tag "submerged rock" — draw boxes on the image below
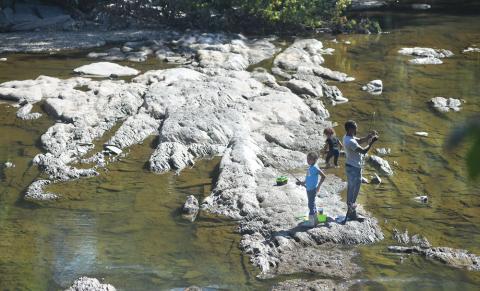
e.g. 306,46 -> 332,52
375,147 -> 391,156
272,279 -> 349,291
388,246 -> 480,271
463,47 -> 480,53
16,103 -> 42,120
65,277 -> 116,291
362,80 -> 383,94
411,3 -> 431,10
25,180 -> 58,201
182,195 -> 200,222
73,62 -> 140,77
429,97 -> 462,113
350,0 -> 388,10
368,155 -> 393,176
410,57 -> 443,65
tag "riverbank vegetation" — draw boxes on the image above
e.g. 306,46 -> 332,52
42,0 -> 360,33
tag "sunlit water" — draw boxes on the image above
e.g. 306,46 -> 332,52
323,11 -> 480,290
0,10 -> 479,291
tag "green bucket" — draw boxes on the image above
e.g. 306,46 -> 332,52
276,176 -> 288,186
317,214 -> 327,223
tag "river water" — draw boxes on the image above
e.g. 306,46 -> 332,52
0,10 -> 479,291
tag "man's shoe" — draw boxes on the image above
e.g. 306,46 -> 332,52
348,210 -> 365,222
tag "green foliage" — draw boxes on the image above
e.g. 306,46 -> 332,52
445,116 -> 480,180
41,0 -> 353,32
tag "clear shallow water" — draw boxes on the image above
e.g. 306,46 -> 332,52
0,10 -> 479,291
323,11 -> 480,290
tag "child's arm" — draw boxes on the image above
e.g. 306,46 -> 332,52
316,168 -> 326,193
338,140 -> 344,149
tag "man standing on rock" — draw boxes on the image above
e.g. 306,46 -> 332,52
342,120 -> 378,223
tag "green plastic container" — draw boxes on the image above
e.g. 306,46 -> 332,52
317,214 -> 327,223
276,176 -> 288,186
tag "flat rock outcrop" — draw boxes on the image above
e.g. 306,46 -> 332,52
73,62 -> 140,77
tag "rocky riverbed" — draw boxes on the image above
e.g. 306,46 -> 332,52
1,8 -> 480,290
0,29 -> 385,288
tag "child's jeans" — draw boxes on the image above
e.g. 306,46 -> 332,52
325,149 -> 340,166
307,189 -> 317,215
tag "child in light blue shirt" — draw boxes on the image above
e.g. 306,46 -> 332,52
298,152 -> 326,227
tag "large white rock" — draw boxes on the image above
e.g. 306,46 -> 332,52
399,47 -> 453,65
73,62 -> 140,77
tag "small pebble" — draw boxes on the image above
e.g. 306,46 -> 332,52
414,195 -> 428,203
414,132 -> 429,137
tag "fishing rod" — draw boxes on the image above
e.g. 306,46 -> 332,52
260,153 -> 302,183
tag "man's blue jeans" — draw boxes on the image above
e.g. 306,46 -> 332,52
346,165 -> 362,207
306,189 -> 317,215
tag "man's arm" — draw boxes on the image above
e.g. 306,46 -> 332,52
355,135 -> 378,155
356,131 -> 378,145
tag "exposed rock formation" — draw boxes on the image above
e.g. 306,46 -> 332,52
0,34 -> 383,284
399,47 -> 453,65
73,62 -> 140,77
65,277 -> 116,291
24,179 -> 58,201
368,155 -> 393,176
362,79 -> 383,95
429,97 -> 462,113
182,195 -> 200,222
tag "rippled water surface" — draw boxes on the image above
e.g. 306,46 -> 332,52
324,11 -> 480,290
0,10 -> 479,291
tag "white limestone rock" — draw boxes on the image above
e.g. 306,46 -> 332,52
73,62 -> 140,77
429,97 -> 462,112
362,80 -> 383,94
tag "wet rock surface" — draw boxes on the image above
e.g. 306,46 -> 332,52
350,0 -> 389,11
272,278 -> 350,291
362,79 -> 383,94
429,97 -> 462,113
182,195 -> 200,222
389,229 -> 480,271
399,47 -> 454,65
65,277 -> 116,291
368,155 -> 393,176
24,179 -> 58,201
272,39 -> 352,105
